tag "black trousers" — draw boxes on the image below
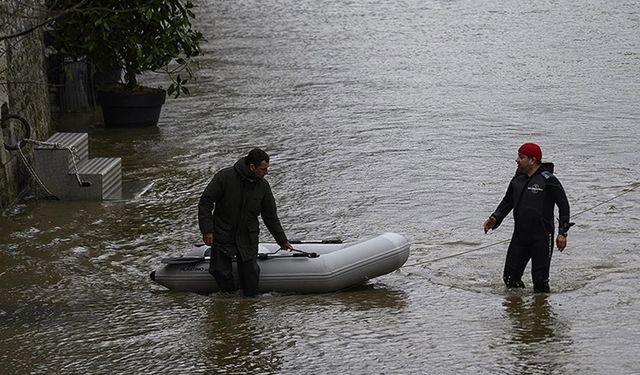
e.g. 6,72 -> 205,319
503,234 -> 554,293
209,245 -> 261,297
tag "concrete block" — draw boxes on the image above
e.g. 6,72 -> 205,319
32,132 -> 122,201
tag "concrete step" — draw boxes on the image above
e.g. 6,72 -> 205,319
33,132 -> 122,200
35,132 -> 89,172
75,158 -> 122,200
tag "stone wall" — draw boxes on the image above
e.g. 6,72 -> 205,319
0,0 -> 52,209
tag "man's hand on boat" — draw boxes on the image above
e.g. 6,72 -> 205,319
202,233 -> 294,252
203,233 -> 214,246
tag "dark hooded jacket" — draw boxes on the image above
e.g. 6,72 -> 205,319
198,157 -> 288,260
492,162 -> 571,240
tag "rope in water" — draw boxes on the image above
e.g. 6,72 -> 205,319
402,182 -> 639,268
570,182 -> 639,218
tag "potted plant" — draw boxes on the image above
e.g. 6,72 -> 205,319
47,0 -> 204,127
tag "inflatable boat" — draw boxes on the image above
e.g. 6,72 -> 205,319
150,232 -> 410,294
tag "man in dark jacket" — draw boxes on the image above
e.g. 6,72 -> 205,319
483,143 -> 571,293
198,148 -> 293,296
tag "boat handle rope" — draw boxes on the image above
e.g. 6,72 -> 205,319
258,247 -> 319,260
161,256 -> 209,264
402,181 -> 639,268
161,247 -> 320,264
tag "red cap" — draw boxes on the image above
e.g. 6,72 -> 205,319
518,143 -> 542,161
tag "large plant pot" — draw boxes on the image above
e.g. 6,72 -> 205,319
98,88 -> 166,127
90,69 -> 122,106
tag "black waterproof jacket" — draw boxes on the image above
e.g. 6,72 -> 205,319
492,163 -> 571,240
198,157 -> 288,260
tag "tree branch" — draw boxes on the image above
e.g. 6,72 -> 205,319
0,0 -> 90,42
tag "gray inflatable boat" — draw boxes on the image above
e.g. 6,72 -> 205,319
150,232 -> 410,294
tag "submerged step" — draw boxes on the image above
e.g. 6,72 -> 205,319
76,158 -> 122,200
33,132 -> 122,200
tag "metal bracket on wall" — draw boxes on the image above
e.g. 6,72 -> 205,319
1,114 -> 31,151
1,113 -> 31,165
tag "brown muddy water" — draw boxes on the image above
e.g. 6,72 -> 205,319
1,0 -> 639,373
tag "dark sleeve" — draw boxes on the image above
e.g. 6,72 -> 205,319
260,182 -> 288,246
548,176 -> 571,234
197,174 -> 223,234
491,180 -> 514,230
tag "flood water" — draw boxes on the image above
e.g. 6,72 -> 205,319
1,0 -> 639,373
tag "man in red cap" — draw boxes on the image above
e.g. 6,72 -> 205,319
483,142 -> 572,293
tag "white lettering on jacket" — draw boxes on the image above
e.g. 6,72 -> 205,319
528,184 -> 544,194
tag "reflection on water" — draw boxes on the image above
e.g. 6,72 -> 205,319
503,293 -> 572,374
504,293 -> 557,344
203,298 -> 282,374
197,285 -> 409,374
279,284 -> 409,311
